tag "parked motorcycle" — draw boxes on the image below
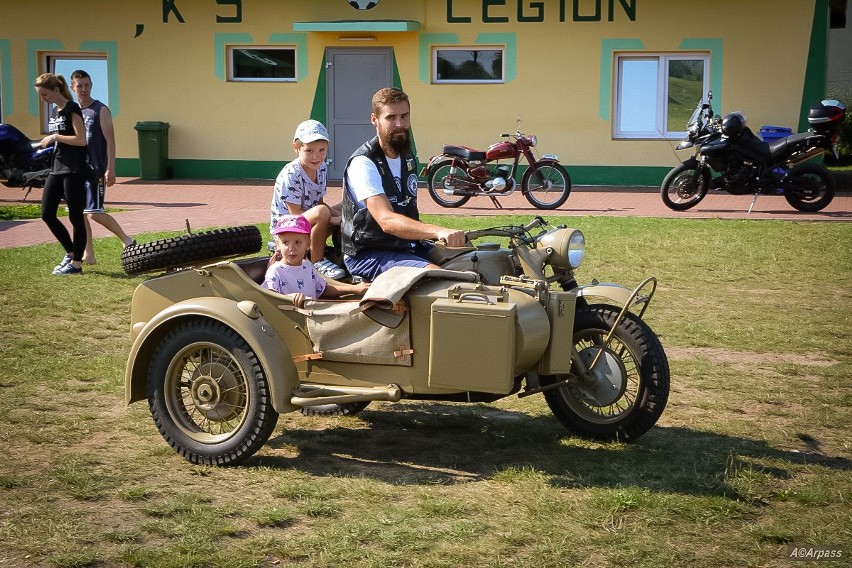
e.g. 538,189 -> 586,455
421,118 -> 572,210
0,123 -> 52,201
661,97 -> 846,213
123,216 -> 669,465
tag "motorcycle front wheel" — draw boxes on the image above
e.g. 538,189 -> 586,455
543,304 -> 670,442
522,160 -> 571,209
147,319 -> 279,466
660,163 -> 711,211
783,163 -> 835,212
426,160 -> 472,208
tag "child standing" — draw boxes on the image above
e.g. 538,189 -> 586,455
262,215 -> 369,307
270,119 -> 346,280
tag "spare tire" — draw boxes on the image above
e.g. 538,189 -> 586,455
122,225 -> 263,275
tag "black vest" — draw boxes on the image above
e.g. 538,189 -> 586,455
342,136 -> 420,256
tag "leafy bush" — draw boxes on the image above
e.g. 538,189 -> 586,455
825,87 -> 852,166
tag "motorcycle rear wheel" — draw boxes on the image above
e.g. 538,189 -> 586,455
543,304 -> 670,442
660,163 -> 710,211
783,163 -> 835,212
522,160 -> 571,209
426,160 -> 472,208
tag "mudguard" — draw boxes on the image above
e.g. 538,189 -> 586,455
124,296 -> 299,413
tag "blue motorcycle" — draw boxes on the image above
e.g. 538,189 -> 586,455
0,123 -> 53,201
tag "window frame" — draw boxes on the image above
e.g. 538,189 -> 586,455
613,52 -> 710,140
40,52 -> 109,133
227,45 -> 297,83
432,46 -> 506,84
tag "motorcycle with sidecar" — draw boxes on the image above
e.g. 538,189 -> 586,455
123,217 -> 670,466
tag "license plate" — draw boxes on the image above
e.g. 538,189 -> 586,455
541,153 -> 559,160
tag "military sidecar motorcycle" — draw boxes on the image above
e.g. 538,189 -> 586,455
123,217 -> 670,465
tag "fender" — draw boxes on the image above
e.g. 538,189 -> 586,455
680,156 -> 699,168
419,153 -> 454,178
576,282 -> 639,308
124,296 -> 299,413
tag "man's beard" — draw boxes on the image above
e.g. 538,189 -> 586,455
384,129 -> 410,155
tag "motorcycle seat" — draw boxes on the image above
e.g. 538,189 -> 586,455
767,132 -> 815,157
442,145 -> 486,161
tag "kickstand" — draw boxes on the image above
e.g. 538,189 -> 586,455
489,195 -> 503,209
22,183 -> 34,202
747,191 -> 759,214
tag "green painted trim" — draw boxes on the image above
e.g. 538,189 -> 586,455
678,38 -> 723,114
0,40 -> 12,117
800,0 -> 829,132
79,41 -> 120,116
474,33 -> 516,82
418,33 -> 459,83
27,39 -> 64,116
599,39 -> 644,121
122,158 -> 667,186
268,33 -> 309,81
294,20 -> 420,32
311,52 -> 328,125
213,33 -> 253,80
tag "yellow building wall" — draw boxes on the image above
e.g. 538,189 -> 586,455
0,0 -> 824,183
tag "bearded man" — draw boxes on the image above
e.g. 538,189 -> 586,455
341,87 -> 464,281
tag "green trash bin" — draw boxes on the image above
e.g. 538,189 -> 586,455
134,121 -> 170,180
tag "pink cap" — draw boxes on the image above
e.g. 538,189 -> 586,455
272,214 -> 311,235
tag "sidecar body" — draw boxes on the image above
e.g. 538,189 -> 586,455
125,257 -> 578,416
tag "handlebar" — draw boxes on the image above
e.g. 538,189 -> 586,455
464,216 -> 548,241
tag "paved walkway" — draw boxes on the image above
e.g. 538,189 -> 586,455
1,177 -> 849,250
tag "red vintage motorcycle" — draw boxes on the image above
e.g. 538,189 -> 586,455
421,119 -> 572,210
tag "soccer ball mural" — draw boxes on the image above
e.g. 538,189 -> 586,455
348,0 -> 380,9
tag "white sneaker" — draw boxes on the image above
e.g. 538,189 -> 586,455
314,258 -> 346,280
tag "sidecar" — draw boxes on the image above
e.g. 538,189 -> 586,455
125,223 -> 669,466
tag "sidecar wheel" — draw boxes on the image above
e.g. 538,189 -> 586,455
522,160 -> 571,209
543,304 -> 669,442
147,319 -> 279,466
783,163 -> 835,212
121,225 -> 263,275
299,401 -> 370,417
660,163 -> 710,211
426,160 -> 472,208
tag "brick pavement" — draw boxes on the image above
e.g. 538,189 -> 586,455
1,177 -> 849,250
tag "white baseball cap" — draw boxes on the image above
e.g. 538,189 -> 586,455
294,119 -> 329,143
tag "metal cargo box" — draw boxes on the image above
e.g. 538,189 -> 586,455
428,292 -> 517,394
538,290 -> 577,375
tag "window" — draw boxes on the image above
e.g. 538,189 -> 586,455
614,53 -> 709,139
830,0 -> 847,29
433,47 -> 504,83
41,54 -> 109,132
228,46 -> 296,82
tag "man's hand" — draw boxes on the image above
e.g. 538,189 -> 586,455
436,228 -> 465,247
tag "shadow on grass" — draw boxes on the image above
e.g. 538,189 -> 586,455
256,403 -> 851,496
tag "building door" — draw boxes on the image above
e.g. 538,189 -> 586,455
326,47 -> 392,180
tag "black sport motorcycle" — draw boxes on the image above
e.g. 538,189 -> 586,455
661,96 -> 846,213
0,123 -> 52,201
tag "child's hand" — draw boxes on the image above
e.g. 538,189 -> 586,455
355,282 -> 370,295
292,292 -> 306,308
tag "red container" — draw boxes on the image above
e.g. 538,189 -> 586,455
808,99 -> 846,133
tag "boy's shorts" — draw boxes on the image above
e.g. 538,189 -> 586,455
83,176 -> 106,214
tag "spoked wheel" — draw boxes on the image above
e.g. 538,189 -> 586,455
147,319 -> 279,465
522,160 -> 571,209
660,163 -> 711,211
426,160 -> 472,208
543,304 -> 670,442
783,163 -> 835,212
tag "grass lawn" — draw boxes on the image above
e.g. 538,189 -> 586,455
0,215 -> 850,567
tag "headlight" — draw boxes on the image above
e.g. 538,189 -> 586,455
528,135 -> 537,147
537,228 -> 585,270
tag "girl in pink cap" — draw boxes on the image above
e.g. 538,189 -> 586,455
262,214 -> 368,307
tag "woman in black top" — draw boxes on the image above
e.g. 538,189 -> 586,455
34,73 -> 88,275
